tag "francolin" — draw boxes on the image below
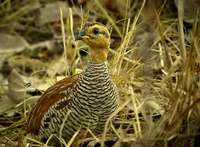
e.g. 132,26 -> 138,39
27,22 -> 119,143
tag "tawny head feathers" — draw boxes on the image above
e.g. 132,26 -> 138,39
77,22 -> 110,63
77,22 -> 110,49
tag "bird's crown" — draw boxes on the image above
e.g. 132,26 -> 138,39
77,22 -> 110,49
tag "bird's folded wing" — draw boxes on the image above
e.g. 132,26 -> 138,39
27,74 -> 79,134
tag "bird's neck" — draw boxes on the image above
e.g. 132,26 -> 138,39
89,48 -> 108,64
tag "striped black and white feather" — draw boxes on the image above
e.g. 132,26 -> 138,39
39,62 -> 118,140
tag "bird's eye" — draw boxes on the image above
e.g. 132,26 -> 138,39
92,28 -> 100,35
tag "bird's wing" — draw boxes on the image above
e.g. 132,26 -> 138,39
27,74 -> 80,135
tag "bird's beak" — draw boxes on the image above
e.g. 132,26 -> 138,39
75,30 -> 85,40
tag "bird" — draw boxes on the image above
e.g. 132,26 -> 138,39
27,22 -> 119,144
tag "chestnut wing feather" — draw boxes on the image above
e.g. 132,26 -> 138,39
27,74 -> 79,134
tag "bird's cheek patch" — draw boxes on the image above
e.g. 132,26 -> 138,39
82,36 -> 90,40
82,36 -> 90,44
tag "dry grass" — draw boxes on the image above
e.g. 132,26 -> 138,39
0,0 -> 200,146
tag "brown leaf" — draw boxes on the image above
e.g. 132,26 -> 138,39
0,33 -> 29,52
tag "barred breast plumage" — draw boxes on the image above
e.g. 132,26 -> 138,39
27,22 -> 119,143
39,62 -> 118,140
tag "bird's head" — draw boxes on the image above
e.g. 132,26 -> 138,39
77,22 -> 110,49
76,22 -> 110,63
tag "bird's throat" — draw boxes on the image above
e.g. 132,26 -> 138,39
90,48 -> 108,64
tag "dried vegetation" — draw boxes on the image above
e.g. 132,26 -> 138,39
0,0 -> 200,146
